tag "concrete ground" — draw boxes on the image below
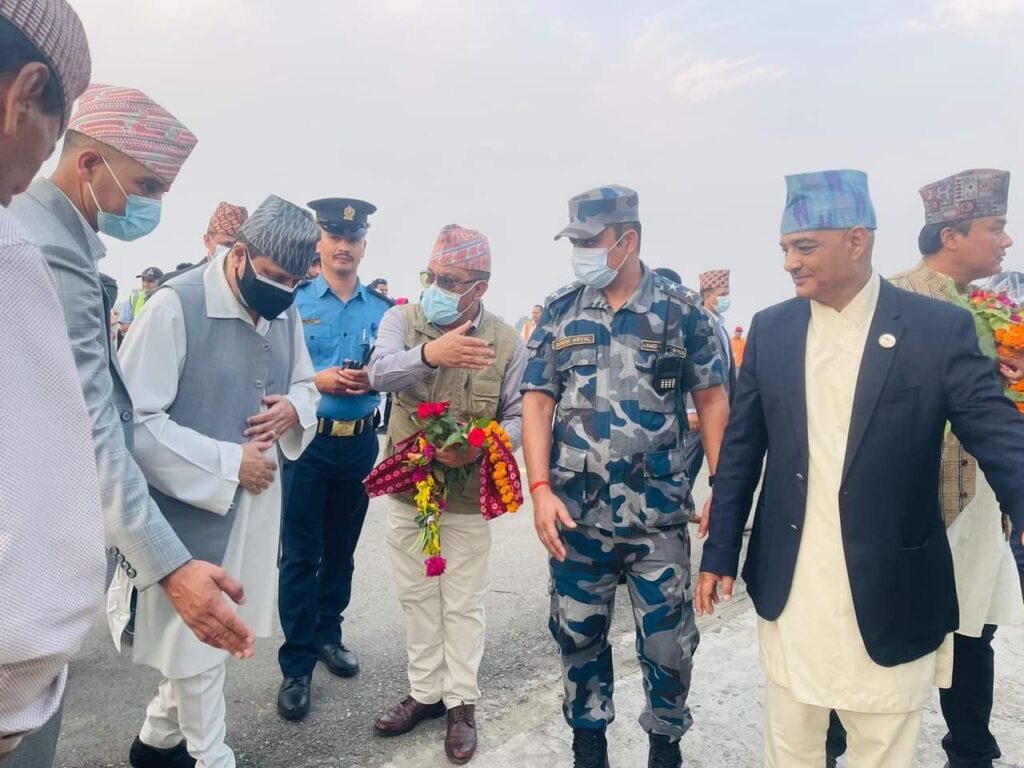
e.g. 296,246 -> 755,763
56,467 -> 1024,768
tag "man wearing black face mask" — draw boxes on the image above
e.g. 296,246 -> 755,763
276,197 -> 393,722
116,194 -> 320,767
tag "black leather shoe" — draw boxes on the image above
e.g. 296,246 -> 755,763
277,675 -> 312,720
317,643 -> 359,677
128,737 -> 196,768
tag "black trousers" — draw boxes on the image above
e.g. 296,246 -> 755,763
826,625 -> 1001,768
277,428 -> 377,678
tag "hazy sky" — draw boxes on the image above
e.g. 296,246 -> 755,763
51,0 -> 1024,328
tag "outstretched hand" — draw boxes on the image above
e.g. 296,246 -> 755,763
160,560 -> 255,659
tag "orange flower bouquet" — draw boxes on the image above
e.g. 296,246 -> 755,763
952,285 -> 1024,413
364,402 -> 524,577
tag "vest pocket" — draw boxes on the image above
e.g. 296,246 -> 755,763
642,448 -> 690,524
469,374 -> 502,417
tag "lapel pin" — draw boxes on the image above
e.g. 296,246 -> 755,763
879,333 -> 896,349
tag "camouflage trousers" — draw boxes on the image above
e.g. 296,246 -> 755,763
549,523 -> 699,738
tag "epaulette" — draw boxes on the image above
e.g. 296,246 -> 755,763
544,281 -> 584,309
652,273 -> 701,306
368,287 -> 396,306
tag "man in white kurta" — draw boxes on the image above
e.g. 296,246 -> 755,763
115,195 -> 320,768
758,270 -> 953,766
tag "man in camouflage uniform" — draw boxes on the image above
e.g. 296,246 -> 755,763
521,186 -> 730,768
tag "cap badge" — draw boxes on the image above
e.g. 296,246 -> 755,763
878,333 -> 896,349
343,205 -> 356,221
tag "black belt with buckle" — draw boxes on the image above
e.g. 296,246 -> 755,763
317,414 -> 374,438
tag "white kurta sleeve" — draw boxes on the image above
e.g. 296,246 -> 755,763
279,312 -> 320,461
118,289 -> 242,515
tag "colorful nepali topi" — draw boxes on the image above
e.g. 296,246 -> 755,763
207,201 -> 248,237
919,169 -> 1010,225
699,269 -> 730,293
238,195 -> 320,279
781,169 -> 877,235
68,84 -> 198,186
430,224 -> 491,273
555,184 -> 639,241
0,0 -> 91,130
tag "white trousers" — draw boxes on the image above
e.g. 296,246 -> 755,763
764,678 -> 923,768
138,662 -> 233,768
387,506 -> 491,709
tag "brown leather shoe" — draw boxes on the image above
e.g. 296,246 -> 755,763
445,704 -> 477,764
373,696 -> 446,737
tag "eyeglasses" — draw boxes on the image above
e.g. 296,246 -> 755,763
419,269 -> 481,292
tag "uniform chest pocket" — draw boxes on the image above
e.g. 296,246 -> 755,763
633,350 -> 678,414
304,324 -> 336,363
556,347 -> 598,410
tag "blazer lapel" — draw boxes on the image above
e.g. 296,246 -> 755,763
842,281 -> 903,482
780,300 -> 811,465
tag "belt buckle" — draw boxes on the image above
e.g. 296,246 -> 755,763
331,420 -> 357,438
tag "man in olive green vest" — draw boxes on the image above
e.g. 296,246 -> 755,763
367,225 -> 526,764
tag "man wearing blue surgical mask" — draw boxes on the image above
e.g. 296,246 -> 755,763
11,84 -> 260,732
682,269 -> 737,515
367,224 -> 526,764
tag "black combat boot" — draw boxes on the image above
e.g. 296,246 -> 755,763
648,733 -> 682,768
572,728 -> 610,768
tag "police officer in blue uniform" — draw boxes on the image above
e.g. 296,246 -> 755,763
277,198 -> 393,720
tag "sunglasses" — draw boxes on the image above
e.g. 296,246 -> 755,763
419,269 -> 482,292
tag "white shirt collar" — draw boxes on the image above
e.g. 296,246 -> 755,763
810,271 -> 880,332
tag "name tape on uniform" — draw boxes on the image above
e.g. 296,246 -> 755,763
552,334 -> 596,351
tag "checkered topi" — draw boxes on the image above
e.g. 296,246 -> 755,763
0,0 -> 91,130
919,169 -> 1010,225
68,84 -> 197,186
207,201 -> 248,237
699,269 -> 730,293
430,224 -> 491,273
237,195 -> 319,278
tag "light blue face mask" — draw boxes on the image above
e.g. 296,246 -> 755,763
716,296 -> 732,314
87,157 -> 162,242
421,282 -> 479,327
572,232 -> 628,289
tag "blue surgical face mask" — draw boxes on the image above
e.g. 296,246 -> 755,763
572,232 -> 628,289
421,282 -> 479,327
87,157 -> 162,242
716,296 -> 732,314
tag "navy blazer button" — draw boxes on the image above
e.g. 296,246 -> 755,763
790,523 -> 799,530
796,473 -> 805,481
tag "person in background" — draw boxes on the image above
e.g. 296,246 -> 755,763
159,201 -> 249,287
119,266 -> 163,333
683,270 -> 737,517
9,82 -> 255,765
370,277 -> 389,296
117,194 -> 320,768
306,255 -> 321,280
276,198 -> 392,722
731,326 -> 746,367
520,303 -> 542,343
0,2 -> 103,765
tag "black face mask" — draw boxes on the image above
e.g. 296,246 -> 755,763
237,251 -> 297,320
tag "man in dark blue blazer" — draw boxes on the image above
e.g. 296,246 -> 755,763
697,169 -> 1024,768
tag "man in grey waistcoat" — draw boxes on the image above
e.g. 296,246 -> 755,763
115,195 -> 320,768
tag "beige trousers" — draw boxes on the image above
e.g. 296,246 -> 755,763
764,678 -> 924,768
386,506 -> 491,709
